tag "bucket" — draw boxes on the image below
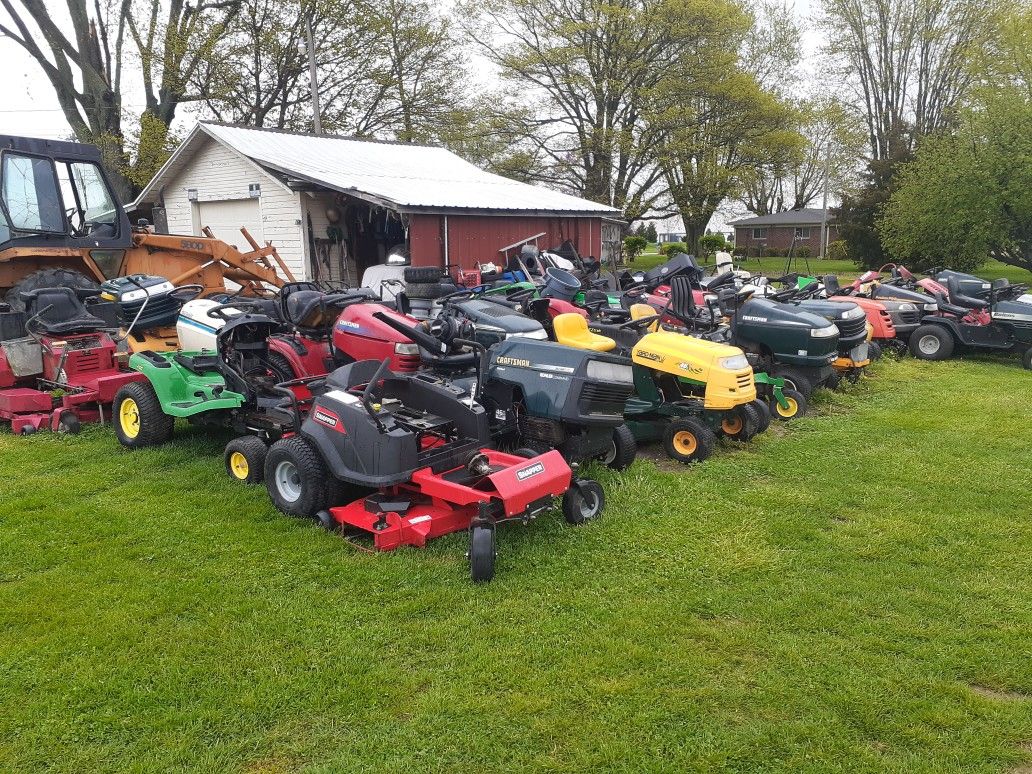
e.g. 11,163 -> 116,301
541,267 -> 581,301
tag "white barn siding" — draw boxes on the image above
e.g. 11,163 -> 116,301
157,136 -> 308,280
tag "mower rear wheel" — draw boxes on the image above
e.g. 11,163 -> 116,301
265,352 -> 297,381
772,388 -> 807,421
562,479 -> 605,525
469,524 -> 496,583
909,324 -> 954,360
750,399 -> 771,433
770,367 -> 813,399
403,266 -> 443,284
264,436 -> 330,517
601,424 -> 637,471
663,418 -> 715,464
1023,348 -> 1032,370
4,268 -> 99,312
224,436 -> 268,485
113,382 -> 174,448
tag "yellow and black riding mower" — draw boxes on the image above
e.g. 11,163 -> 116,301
550,307 -> 763,464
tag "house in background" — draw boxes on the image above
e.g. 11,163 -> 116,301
133,122 -> 620,283
728,209 -> 839,256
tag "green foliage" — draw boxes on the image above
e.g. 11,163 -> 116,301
795,245 -> 811,258
658,241 -> 689,256
879,7 -> 1032,273
699,233 -> 728,255
833,134 -> 914,269
826,240 -> 849,262
623,235 -> 649,262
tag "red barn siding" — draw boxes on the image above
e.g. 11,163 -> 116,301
409,214 -> 604,271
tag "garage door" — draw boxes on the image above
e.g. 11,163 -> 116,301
196,199 -> 263,249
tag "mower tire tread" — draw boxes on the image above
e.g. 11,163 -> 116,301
113,381 -> 174,449
562,479 -> 605,525
663,418 -> 716,464
750,399 -> 772,433
403,266 -> 442,284
224,436 -> 268,485
405,282 -> 452,300
265,351 -> 297,381
469,525 -> 496,583
1023,348 -> 1032,370
772,388 -> 808,421
909,324 -> 955,361
771,367 -> 814,399
603,424 -> 637,471
265,435 -> 330,518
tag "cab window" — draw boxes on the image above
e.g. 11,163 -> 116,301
1,153 -> 64,233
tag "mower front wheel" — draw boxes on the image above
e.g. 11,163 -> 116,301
601,424 -> 637,471
113,382 -> 174,449
909,324 -> 954,361
750,399 -> 772,433
469,524 -> 496,583
562,479 -> 605,525
663,418 -> 715,464
720,403 -> 760,442
770,367 -> 813,399
869,340 -> 883,361
1021,348 -> 1032,370
265,436 -> 330,517
57,411 -> 81,435
772,388 -> 807,421
224,436 -> 268,485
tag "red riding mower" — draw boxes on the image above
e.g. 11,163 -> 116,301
265,358 -> 605,582
0,287 -> 146,434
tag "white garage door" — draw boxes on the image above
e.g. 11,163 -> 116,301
196,198 -> 263,249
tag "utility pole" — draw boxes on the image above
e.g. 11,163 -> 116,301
305,12 -> 323,135
819,141 -> 831,259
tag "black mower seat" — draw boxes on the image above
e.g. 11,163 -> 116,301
947,276 -> 989,310
326,359 -> 387,391
824,274 -> 842,294
284,290 -> 332,328
19,287 -> 108,335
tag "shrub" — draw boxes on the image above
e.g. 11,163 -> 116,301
826,240 -> 849,262
623,235 -> 648,263
698,233 -> 727,256
658,241 -> 688,256
795,246 -> 812,258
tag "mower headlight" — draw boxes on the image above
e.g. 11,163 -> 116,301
718,354 -> 749,371
923,302 -> 938,312
898,303 -> 917,312
839,306 -> 865,320
586,360 -> 634,384
394,342 -> 420,355
120,281 -> 175,302
810,325 -> 838,338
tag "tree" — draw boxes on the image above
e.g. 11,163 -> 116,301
623,235 -> 648,262
879,8 -> 1032,272
460,0 -> 733,222
0,0 -> 242,200
832,132 -> 913,269
820,0 -> 1003,160
643,221 -> 657,242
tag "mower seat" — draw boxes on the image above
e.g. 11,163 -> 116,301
19,287 -> 108,335
824,275 -> 842,294
284,290 -> 333,328
669,275 -> 696,321
326,359 -> 388,391
552,313 -> 616,352
946,276 -> 988,310
629,303 -> 659,332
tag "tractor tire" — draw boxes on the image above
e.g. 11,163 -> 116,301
113,381 -> 174,449
57,411 -> 81,435
224,436 -> 268,485
562,479 -> 605,525
601,423 -> 637,471
772,388 -> 807,421
909,324 -> 954,361
750,399 -> 771,433
720,402 -> 761,442
403,266 -> 442,284
869,340 -> 883,361
469,524 -> 496,583
5,268 -> 100,312
1023,348 -> 1032,371
404,282 -> 445,299
326,478 -> 371,508
264,435 -> 330,517
770,367 -> 813,399
662,418 -> 716,464
265,351 -> 297,381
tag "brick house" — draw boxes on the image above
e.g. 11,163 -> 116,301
729,209 -> 839,256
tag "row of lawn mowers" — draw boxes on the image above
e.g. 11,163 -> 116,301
0,251 -> 1028,581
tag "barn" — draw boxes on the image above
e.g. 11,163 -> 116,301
133,123 -> 621,284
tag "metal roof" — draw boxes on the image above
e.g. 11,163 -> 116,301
728,208 -> 831,227
134,122 -> 618,216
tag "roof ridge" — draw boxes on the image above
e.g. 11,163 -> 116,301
200,121 -> 440,149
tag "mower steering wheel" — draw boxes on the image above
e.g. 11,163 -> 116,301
437,289 -> 477,304
321,292 -> 371,308
206,301 -> 266,320
618,313 -> 660,331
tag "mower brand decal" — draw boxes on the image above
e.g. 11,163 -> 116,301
539,372 -> 569,381
408,515 -> 432,525
496,356 -> 531,367
742,315 -> 768,322
313,407 -> 344,432
539,364 -> 575,373
635,349 -> 664,363
336,320 -> 362,330
516,461 -> 545,481
678,362 -> 703,374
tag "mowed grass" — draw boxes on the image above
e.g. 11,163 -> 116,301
2,356 -> 1032,772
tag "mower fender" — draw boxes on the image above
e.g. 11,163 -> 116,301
753,372 -> 788,409
917,315 -> 962,339
128,351 -> 245,417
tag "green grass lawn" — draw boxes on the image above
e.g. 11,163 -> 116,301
2,356 -> 1032,772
